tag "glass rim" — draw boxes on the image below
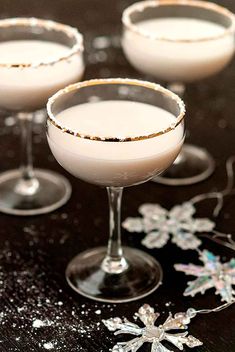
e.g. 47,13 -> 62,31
0,17 -> 84,68
47,78 -> 185,143
122,0 -> 235,43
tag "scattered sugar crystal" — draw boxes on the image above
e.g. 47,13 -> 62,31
17,307 -> 25,313
33,319 -> 46,328
33,319 -> 53,328
95,309 -> 101,315
0,242 -> 106,349
43,342 -> 54,349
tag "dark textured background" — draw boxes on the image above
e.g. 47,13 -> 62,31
0,0 -> 235,351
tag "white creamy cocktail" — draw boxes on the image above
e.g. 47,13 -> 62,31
47,78 -> 185,303
0,40 -> 83,111
0,18 -> 84,215
122,0 -> 235,185
48,100 -> 184,187
123,17 -> 234,83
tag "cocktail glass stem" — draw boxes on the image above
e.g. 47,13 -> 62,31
102,187 -> 129,274
15,113 -> 39,196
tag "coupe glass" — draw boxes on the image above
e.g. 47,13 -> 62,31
47,78 -> 185,303
0,18 -> 84,215
122,0 -> 235,185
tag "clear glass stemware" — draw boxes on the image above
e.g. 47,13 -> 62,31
0,18 -> 84,215
46,78 -> 185,303
122,0 -> 235,185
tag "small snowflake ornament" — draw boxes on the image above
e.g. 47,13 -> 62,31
175,250 -> 235,302
103,304 -> 202,352
122,202 -> 215,250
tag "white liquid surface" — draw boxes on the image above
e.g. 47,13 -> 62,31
123,18 -> 235,82
138,18 -> 224,40
0,40 -> 70,64
0,40 -> 84,111
48,100 -> 184,187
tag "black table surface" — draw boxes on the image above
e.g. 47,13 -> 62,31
0,0 -> 235,351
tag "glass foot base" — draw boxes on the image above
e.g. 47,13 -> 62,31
66,246 -> 163,303
153,144 -> 215,186
0,168 -> 71,216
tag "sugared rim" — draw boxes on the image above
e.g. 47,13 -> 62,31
122,0 -> 235,43
47,78 -> 185,142
0,17 -> 83,68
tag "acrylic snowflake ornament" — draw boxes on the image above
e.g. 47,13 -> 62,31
103,304 -> 202,352
122,202 -> 215,250
175,250 -> 235,302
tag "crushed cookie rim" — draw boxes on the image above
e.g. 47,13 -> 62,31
0,17 -> 84,68
46,78 -> 185,142
122,0 -> 235,43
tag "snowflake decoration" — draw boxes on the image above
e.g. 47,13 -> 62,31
103,304 -> 202,352
122,202 -> 215,250
175,250 -> 235,302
